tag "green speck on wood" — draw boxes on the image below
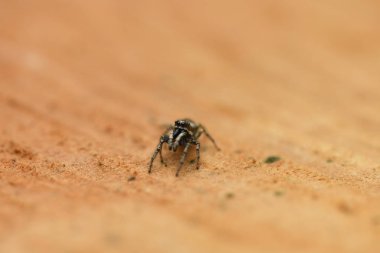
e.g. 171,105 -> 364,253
225,192 -> 235,199
264,156 -> 281,164
274,191 -> 284,197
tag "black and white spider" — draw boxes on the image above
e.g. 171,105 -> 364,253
148,118 -> 220,176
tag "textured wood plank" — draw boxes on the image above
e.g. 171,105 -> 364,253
0,1 -> 379,252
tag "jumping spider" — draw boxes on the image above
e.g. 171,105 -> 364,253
148,119 -> 220,176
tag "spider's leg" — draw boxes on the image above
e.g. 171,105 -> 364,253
157,125 -> 173,165
159,148 -> 167,166
176,142 -> 191,177
148,136 -> 167,173
192,140 -> 201,170
199,125 -> 221,151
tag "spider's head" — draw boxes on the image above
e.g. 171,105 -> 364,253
174,119 -> 190,128
167,119 -> 194,152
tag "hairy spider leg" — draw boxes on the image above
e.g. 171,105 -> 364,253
160,125 -> 175,163
193,140 -> 201,170
176,142 -> 192,177
148,137 -> 166,173
148,125 -> 172,173
159,146 -> 167,166
198,125 -> 221,150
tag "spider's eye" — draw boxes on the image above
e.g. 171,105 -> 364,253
175,120 -> 187,127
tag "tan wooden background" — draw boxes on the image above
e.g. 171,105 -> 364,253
0,1 -> 379,252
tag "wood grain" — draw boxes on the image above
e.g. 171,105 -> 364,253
0,1 -> 379,252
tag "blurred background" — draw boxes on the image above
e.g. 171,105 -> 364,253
0,1 -> 379,253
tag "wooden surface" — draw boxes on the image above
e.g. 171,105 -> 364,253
0,1 -> 379,252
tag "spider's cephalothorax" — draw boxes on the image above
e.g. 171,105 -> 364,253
148,118 -> 220,177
